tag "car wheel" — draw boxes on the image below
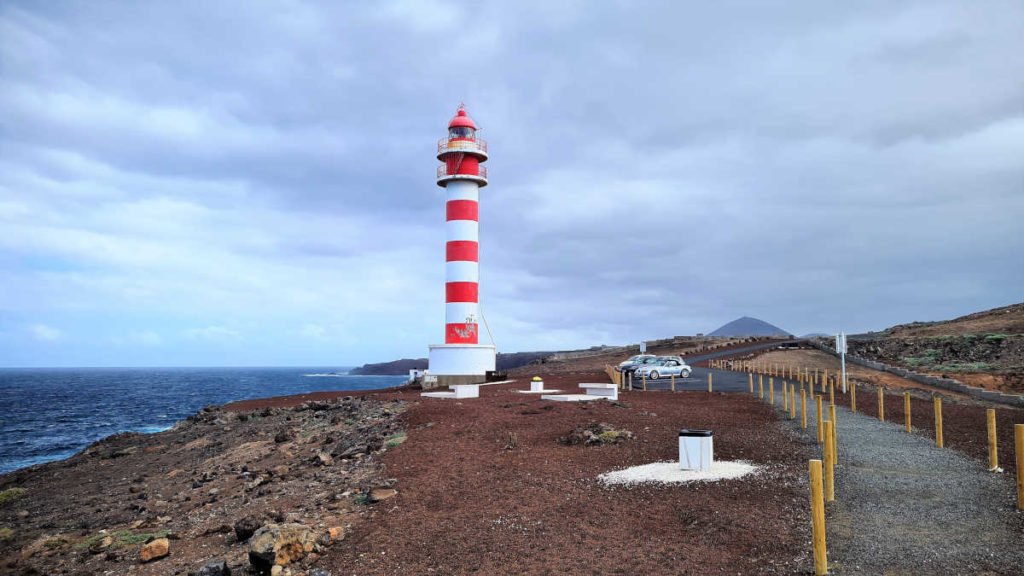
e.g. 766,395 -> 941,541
681,369 -> 691,378
650,371 -> 660,380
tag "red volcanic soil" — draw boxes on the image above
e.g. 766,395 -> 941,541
312,374 -> 815,575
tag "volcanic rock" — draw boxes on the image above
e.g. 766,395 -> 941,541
139,537 -> 169,562
248,523 -> 318,572
234,516 -> 263,542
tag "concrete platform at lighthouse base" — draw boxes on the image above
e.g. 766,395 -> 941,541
427,343 -> 496,389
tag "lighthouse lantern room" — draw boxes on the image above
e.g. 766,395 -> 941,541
427,105 -> 497,386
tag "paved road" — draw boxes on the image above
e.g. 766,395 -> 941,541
623,340 -> 800,393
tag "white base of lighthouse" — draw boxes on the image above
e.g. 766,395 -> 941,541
428,344 -> 496,385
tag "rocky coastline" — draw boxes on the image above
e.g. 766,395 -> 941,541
0,393 -> 406,576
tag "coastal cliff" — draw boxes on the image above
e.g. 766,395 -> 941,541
349,350 -> 557,375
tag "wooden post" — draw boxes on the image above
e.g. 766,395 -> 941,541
809,459 -> 828,575
642,371 -> 647,392
824,420 -> 835,503
801,388 -> 808,429
748,373 -> 753,394
816,396 -> 824,444
1016,424 -> 1024,510
671,374 -> 676,393
934,397 -> 944,448
790,384 -> 797,420
904,392 -> 911,432
829,404 -> 838,463
628,372 -> 633,391
850,381 -> 856,413
986,409 -> 997,471
708,372 -> 713,393
769,378 -> 775,405
759,374 -> 764,399
877,388 -> 885,421
783,380 -> 789,411
829,380 -> 835,406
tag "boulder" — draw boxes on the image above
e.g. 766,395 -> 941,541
248,523 -> 319,573
233,516 -> 263,542
139,537 -> 169,562
368,488 -> 397,502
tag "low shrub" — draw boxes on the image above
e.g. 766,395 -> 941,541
0,488 -> 26,506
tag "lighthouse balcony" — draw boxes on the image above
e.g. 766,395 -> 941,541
437,164 -> 488,187
437,137 -> 488,160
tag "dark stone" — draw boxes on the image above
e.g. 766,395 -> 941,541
191,560 -> 231,576
233,516 -> 263,542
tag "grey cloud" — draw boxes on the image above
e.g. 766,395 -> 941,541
1,0 -> 1022,365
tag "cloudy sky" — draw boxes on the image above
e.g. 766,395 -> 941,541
1,1 -> 1022,367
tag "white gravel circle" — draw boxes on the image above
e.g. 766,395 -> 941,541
598,460 -> 758,486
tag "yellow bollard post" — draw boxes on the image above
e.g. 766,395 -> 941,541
769,378 -> 775,406
708,372 -> 713,393
748,373 -> 753,394
829,380 -> 835,406
904,392 -> 912,432
801,388 -> 808,429
824,420 -> 835,503
829,404 -> 838,460
877,388 -> 885,422
783,380 -> 789,411
790,384 -> 797,420
1016,425 -> 1024,510
759,374 -> 764,399
809,459 -> 828,575
816,396 -> 824,444
671,374 -> 676,393
850,381 -> 856,413
986,409 -> 997,471
934,397 -> 944,447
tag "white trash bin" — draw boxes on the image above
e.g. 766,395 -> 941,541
678,429 -> 713,471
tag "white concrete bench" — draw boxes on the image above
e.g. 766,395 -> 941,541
542,382 -> 619,402
579,383 -> 618,400
452,384 -> 479,398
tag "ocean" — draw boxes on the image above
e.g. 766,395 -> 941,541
0,367 -> 407,474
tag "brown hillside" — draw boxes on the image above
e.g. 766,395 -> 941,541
885,302 -> 1024,337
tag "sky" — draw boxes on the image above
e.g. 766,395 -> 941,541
1,1 -> 1022,367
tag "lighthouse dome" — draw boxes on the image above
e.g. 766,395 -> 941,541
448,105 -> 478,130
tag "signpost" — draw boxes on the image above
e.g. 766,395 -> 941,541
640,341 -> 647,354
836,332 -> 847,393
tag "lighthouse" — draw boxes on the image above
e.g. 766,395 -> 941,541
427,105 -> 497,386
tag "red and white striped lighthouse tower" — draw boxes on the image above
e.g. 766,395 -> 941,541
428,105 -> 496,384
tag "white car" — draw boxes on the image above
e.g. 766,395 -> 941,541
635,356 -> 692,380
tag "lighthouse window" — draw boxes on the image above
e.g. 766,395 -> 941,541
449,127 -> 474,139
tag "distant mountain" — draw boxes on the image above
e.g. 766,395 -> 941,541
709,316 -> 791,337
802,332 -> 830,338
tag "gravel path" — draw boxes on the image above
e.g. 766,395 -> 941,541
774,388 -> 1024,574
